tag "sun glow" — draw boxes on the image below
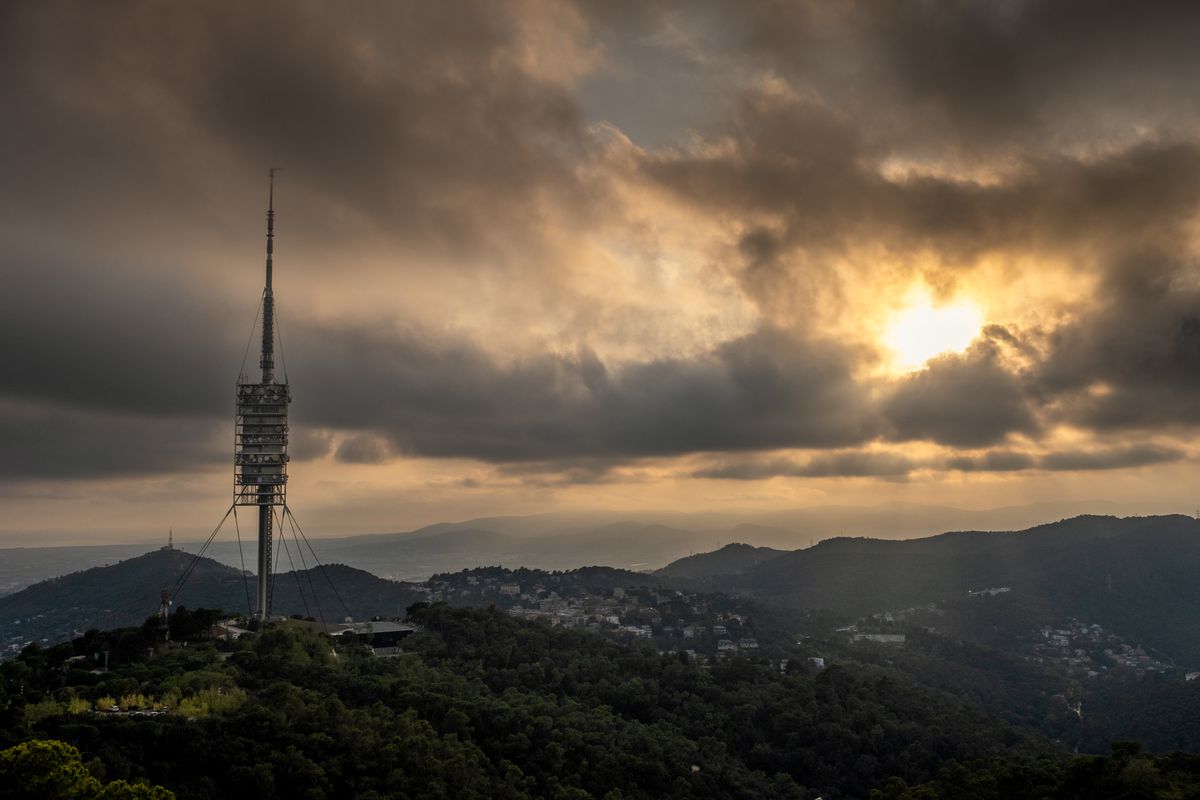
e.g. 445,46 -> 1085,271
884,292 -> 984,372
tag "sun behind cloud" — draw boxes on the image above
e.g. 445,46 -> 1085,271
884,291 -> 984,372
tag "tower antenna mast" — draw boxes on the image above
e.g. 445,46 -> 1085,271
234,169 -> 291,621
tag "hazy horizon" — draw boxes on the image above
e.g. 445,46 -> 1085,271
1,498 -> 1192,550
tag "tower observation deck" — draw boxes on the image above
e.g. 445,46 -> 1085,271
234,169 -> 290,620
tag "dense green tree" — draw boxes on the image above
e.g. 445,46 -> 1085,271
0,739 -> 174,799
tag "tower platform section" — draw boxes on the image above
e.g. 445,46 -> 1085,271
234,381 -> 290,506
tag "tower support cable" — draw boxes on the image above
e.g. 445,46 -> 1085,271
284,505 -> 353,622
232,506 -> 254,616
285,508 -> 328,628
170,503 -> 235,606
274,506 -> 312,620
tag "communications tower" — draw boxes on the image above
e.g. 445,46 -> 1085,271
233,170 -> 290,621
168,172 -> 345,630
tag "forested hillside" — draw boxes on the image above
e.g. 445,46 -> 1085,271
5,602 -> 1200,797
670,515 -> 1200,665
1,605 -> 1048,800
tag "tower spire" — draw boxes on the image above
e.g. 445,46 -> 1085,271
260,168 -> 278,383
266,167 -> 275,289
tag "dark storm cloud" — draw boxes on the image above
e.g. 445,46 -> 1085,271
645,104 -> 1200,293
0,0 -> 606,483
0,254 -> 347,480
694,451 -> 916,481
883,344 -> 1037,448
291,322 -> 876,461
288,428 -> 335,462
334,434 -> 392,465
0,398 -> 224,480
1038,444 -> 1185,472
736,0 -> 1200,152
0,260 -> 880,477
943,451 -> 1036,473
3,260 -> 1180,482
694,442 -> 1186,481
0,259 -> 239,418
941,446 -> 1186,474
1028,252 -> 1200,433
1,233 -> 1189,484
0,241 -> 883,479
495,458 -> 629,486
0,0 -> 597,267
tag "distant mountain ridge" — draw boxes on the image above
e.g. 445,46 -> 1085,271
661,514 -> 1200,665
0,547 -> 425,654
3,501 -> 1178,588
8,512 -> 1200,664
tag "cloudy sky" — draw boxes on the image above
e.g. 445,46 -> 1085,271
5,0 -> 1200,544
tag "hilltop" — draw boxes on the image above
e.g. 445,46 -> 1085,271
0,547 -> 425,654
656,542 -> 787,581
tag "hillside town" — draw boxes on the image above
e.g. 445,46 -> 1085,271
1032,618 -> 1173,676
427,567 -> 767,663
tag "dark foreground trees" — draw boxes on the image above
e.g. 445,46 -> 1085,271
3,604 -> 1189,799
0,739 -> 174,799
871,744 -> 1200,800
0,605 -> 1043,799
